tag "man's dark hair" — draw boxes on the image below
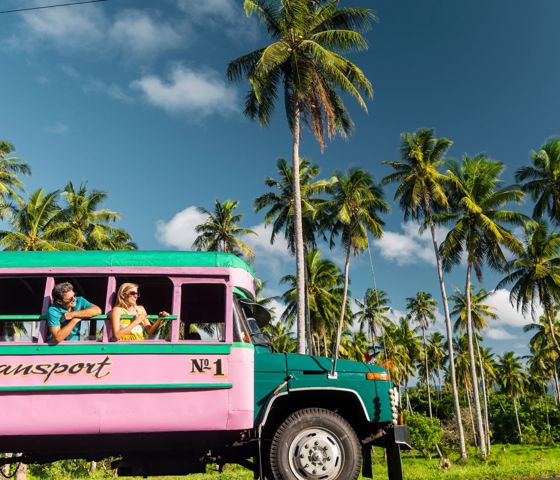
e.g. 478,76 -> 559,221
52,282 -> 74,302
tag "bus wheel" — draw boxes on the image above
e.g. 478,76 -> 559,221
269,407 -> 361,480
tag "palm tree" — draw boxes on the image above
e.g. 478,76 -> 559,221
524,312 -> 560,402
193,200 -> 257,259
497,352 -> 527,443
254,158 -> 333,351
426,332 -> 446,398
264,320 -> 297,353
516,138 -> 560,223
498,221 -> 560,356
353,288 -> 392,358
228,0 -> 375,354
450,286 -> 498,449
0,140 -> 31,218
325,168 -> 389,375
439,155 -> 526,457
60,181 -> 134,250
387,316 -> 423,410
280,249 -> 345,356
0,189 -> 77,251
254,158 -> 333,253
406,291 -> 437,417
383,128 -> 467,458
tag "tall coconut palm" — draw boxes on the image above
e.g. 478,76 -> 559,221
0,141 -> 31,218
228,0 -> 375,354
60,181 -> 134,250
353,288 -> 392,358
450,285 -> 497,449
498,221 -> 560,356
193,200 -> 256,260
264,320 -> 297,353
383,128 -> 467,457
406,291 -> 437,417
340,329 -> 369,362
439,155 -> 526,457
524,312 -> 560,401
516,138 -> 560,223
254,158 -> 333,351
426,331 -> 446,398
280,249 -> 345,356
0,189 -> 76,251
497,352 -> 527,443
254,158 -> 333,253
325,168 -> 388,375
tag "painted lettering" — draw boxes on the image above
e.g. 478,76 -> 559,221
0,357 -> 113,384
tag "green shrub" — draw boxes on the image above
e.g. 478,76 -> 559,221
405,411 -> 443,458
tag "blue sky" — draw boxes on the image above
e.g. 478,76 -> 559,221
2,0 -> 560,357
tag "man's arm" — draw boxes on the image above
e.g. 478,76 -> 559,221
70,305 -> 102,319
49,318 -> 82,343
49,305 -> 102,342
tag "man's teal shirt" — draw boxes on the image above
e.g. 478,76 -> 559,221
47,296 -> 94,341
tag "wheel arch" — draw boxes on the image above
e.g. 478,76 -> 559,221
259,388 -> 371,439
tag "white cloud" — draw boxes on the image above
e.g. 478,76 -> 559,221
6,4 -> 183,58
82,78 -> 134,103
485,288 -> 536,328
176,0 -> 258,40
16,4 -> 106,50
109,10 -> 182,56
267,299 -> 286,323
155,206 -> 207,250
44,122 -> 68,135
131,65 -> 238,117
486,327 -> 517,341
244,223 -> 290,259
373,222 -> 448,266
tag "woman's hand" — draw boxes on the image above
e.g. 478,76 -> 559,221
158,311 -> 170,317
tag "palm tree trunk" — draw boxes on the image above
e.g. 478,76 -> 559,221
465,381 -> 477,446
476,337 -> 491,453
513,395 -> 523,443
304,260 -> 313,354
553,370 -> 560,406
292,103 -> 306,355
465,264 -> 487,457
331,242 -> 351,377
428,219 -> 467,458
544,304 -> 560,357
422,329 -> 433,418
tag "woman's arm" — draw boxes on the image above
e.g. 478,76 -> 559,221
143,308 -> 168,336
110,307 -> 144,340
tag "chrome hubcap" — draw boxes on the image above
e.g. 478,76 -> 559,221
288,428 -> 343,479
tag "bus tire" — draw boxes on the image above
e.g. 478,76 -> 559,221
268,407 -> 361,480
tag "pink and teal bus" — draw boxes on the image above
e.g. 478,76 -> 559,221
0,251 -> 409,480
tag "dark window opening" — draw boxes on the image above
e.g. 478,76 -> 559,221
0,276 -> 47,342
115,276 -> 174,341
180,284 -> 226,342
53,276 -> 108,341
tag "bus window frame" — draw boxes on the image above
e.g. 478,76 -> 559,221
0,273 -> 234,345
172,277 -> 232,344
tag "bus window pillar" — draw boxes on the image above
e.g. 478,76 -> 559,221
171,284 -> 182,342
38,277 -> 55,343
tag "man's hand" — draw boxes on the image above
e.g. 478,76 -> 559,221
63,311 -> 77,321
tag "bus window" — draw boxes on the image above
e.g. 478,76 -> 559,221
115,276 -> 174,340
180,284 -> 226,342
53,276 -> 108,341
0,276 -> 46,342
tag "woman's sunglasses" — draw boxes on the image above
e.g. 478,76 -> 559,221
127,291 -> 139,297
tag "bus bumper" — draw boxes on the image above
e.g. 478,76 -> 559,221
362,425 -> 411,480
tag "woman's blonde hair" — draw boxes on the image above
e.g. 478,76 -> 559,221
114,283 -> 139,309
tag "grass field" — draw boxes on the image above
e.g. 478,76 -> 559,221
25,444 -> 560,479
109,444 -> 560,480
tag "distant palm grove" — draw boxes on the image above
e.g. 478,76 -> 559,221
2,0 -> 560,469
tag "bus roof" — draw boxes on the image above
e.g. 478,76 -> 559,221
0,250 -> 254,275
